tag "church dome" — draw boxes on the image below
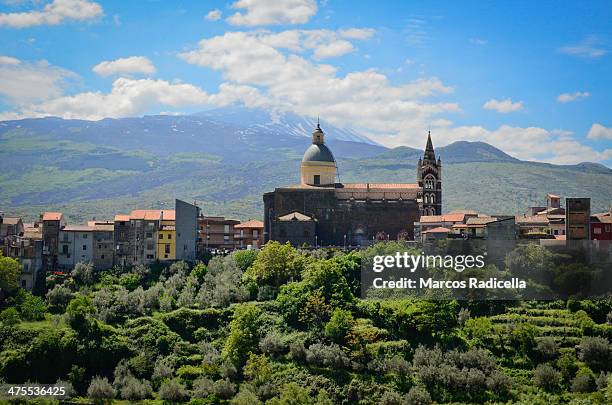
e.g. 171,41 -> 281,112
300,121 -> 337,186
302,143 -> 336,163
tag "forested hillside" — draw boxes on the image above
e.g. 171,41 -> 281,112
1,243 -> 611,404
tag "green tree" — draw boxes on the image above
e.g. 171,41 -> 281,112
325,308 -> 355,345
19,291 -> 47,321
244,241 -> 305,288
222,303 -> 262,366
243,352 -> 272,386
0,251 -> 21,296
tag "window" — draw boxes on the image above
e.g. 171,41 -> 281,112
606,225 -> 611,232
83,233 -> 88,238
168,234 -> 172,239
146,232 -> 153,238
159,234 -> 163,240
98,244 -> 102,249
224,225 -> 230,233
165,244 -> 170,254
224,235 -> 229,242
594,228 -> 602,235
253,230 -> 258,238
82,245 -> 87,251
21,280 -> 26,288
101,254 -> 105,259
62,245 -> 68,254
313,174 -> 320,185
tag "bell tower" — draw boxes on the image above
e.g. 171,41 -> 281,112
417,131 -> 442,216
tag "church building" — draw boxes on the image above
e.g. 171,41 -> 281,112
263,123 -> 441,246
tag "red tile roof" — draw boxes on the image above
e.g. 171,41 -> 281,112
42,212 -> 63,221
114,214 -> 130,222
420,213 -> 466,223
235,219 -> 264,229
1,217 -> 21,225
422,227 -> 451,234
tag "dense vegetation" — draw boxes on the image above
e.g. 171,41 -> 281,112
1,243 -> 611,404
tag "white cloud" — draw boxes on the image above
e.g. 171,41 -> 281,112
338,28 -> 375,40
557,91 -> 590,103
558,36 -> 607,59
92,56 -> 156,77
205,9 -> 221,21
432,125 -> 612,165
0,0 -> 103,28
470,38 -> 487,45
0,55 -> 21,65
587,123 -> 612,140
483,98 -> 524,113
179,30 -> 458,140
0,58 -> 76,104
227,0 -> 317,26
14,78 -> 210,120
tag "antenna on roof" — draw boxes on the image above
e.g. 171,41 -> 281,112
317,115 -> 320,129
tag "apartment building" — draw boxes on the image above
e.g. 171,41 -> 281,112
41,212 -> 66,271
234,219 -> 264,249
88,221 -> 115,270
198,216 -> 240,251
58,225 -> 94,269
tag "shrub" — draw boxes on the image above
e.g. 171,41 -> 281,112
259,332 -> 287,356
213,378 -> 235,399
192,377 -> 214,398
486,370 -> 512,397
578,336 -> 610,369
87,376 -> 115,404
533,364 -> 561,392
379,390 -> 404,405
46,284 -> 73,312
119,376 -> 153,400
0,307 -> 20,325
159,378 -> 189,402
230,388 -> 262,405
405,386 -> 432,405
595,372 -> 609,390
571,370 -> 594,393
19,292 -> 47,321
457,307 -> 471,326
289,340 -> 307,361
305,343 -> 350,369
324,308 -> 354,345
536,337 -> 559,361
71,262 -> 95,285
152,357 -> 174,382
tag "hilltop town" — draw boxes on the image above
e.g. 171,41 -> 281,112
1,125 -> 610,292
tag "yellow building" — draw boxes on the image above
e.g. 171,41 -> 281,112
157,220 -> 176,261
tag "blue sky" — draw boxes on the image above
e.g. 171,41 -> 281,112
0,0 -> 611,165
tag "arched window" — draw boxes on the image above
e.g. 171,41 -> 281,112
429,194 -> 435,204
424,195 -> 429,204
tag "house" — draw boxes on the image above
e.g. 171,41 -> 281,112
198,216 -> 240,251
421,226 -> 450,241
58,225 -> 94,269
88,221 -> 115,270
41,212 -> 66,271
129,209 -> 175,265
234,219 -> 264,249
157,222 -> 176,261
591,210 -> 612,241
113,214 -> 131,266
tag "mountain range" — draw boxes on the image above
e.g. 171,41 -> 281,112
1,107 -> 611,222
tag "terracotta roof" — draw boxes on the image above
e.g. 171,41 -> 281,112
452,224 -> 469,228
515,215 -> 549,225
547,193 -> 560,199
448,210 -> 478,216
592,213 -> 612,224
422,227 -> 450,234
1,217 -> 21,225
554,235 -> 566,240
87,222 -> 114,231
114,214 -> 130,222
235,219 -> 264,229
466,216 -> 497,225
43,212 -> 63,221
420,213 -> 465,223
129,209 -> 175,221
277,212 -> 313,221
